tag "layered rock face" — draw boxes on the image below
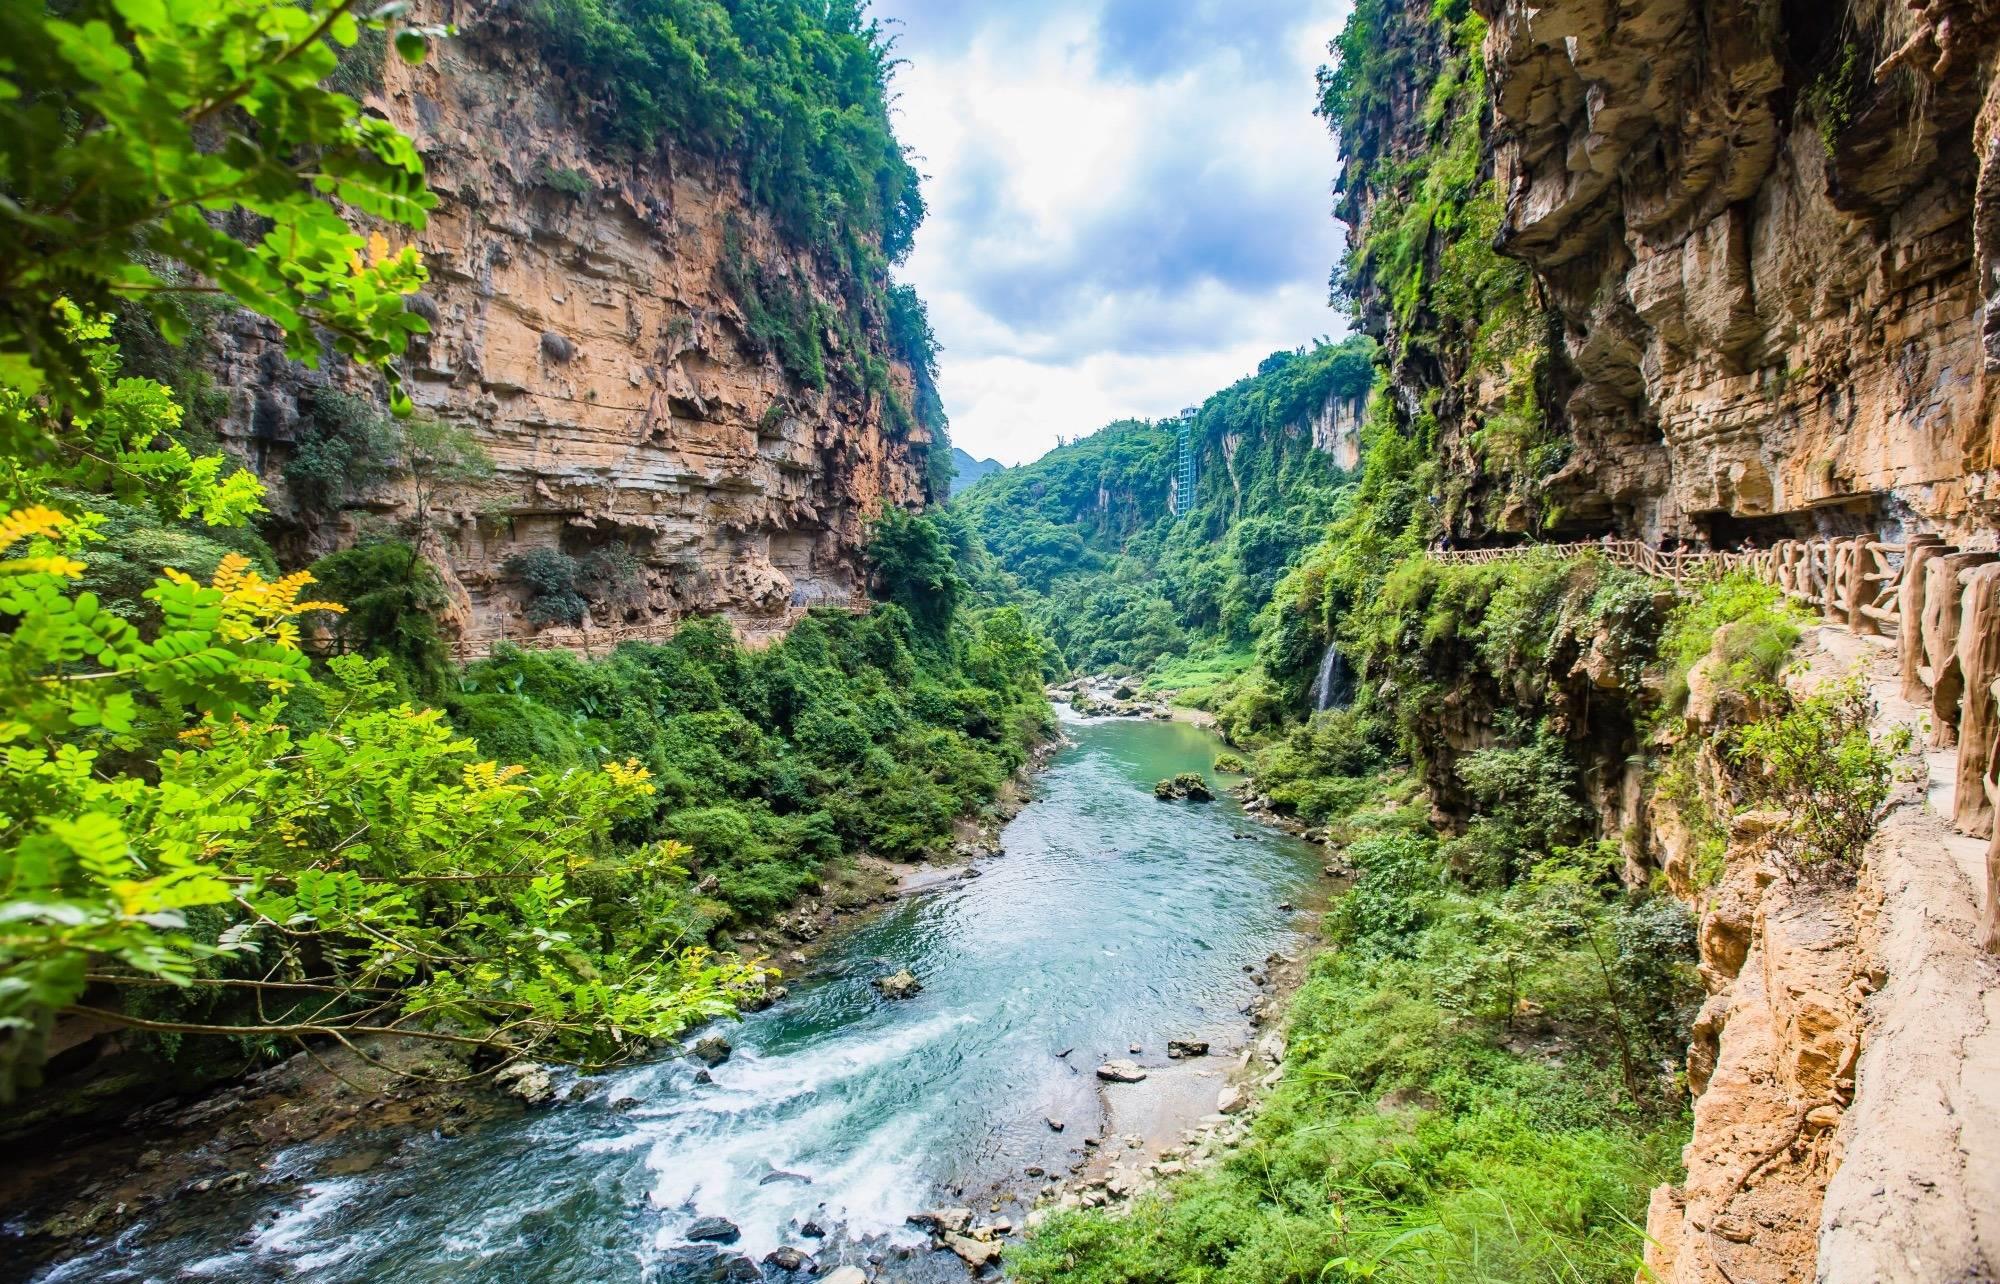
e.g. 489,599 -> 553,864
216,15 -> 931,643
1480,0 -> 2000,544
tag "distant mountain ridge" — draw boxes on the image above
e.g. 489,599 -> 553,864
950,447 -> 1005,495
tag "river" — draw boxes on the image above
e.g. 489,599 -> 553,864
29,708 -> 1323,1283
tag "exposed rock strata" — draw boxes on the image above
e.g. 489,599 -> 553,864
1477,0 -> 2000,543
1642,628 -> 2000,1284
216,11 -> 930,643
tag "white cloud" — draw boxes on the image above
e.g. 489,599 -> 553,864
876,0 -> 1354,465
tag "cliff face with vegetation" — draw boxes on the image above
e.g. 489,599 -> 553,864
1319,6 -> 2000,1283
956,337 -> 1374,679
1483,0 -> 2000,544
1337,0 -> 2000,547
219,2 -> 940,644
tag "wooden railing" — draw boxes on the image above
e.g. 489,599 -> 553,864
1429,533 -> 2000,950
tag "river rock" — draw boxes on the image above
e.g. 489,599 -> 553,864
907,1207 -> 973,1234
686,1216 -> 742,1244
1217,1084 -> 1248,1114
1046,1117 -> 1065,1131
1095,1059 -> 1147,1083
942,1233 -> 1001,1269
821,1270 -> 867,1284
691,1035 -> 733,1067
871,968 -> 922,1000
492,1062 -> 556,1105
1167,1040 -> 1209,1059
660,1247 -> 761,1282
760,1168 -> 812,1185
764,1246 -> 813,1272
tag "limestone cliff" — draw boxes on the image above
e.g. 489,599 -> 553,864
217,9 -> 934,644
1341,0 -> 2000,546
1481,0 -> 2000,546
1641,627 -> 2000,1284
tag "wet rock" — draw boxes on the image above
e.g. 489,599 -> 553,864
1095,1059 -> 1147,1083
942,1233 -> 1001,1269
1046,1117 -> 1065,1131
492,1062 -> 557,1105
760,1169 -> 813,1185
686,1216 -> 743,1244
691,1035 -> 733,1067
907,1207 -> 973,1234
610,1097 -> 642,1112
821,1269 -> 867,1284
1166,1040 -> 1209,1059
660,1247 -> 760,1282
763,1247 -> 813,1272
566,1078 -> 603,1102
871,968 -> 922,1000
694,1069 -> 714,1084
800,1221 -> 827,1238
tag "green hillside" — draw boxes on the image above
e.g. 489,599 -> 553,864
956,336 -> 1374,680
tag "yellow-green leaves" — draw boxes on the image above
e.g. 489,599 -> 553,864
0,0 -> 441,423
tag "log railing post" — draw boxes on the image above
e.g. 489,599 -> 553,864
1900,537 -> 1951,702
1983,677 -> 2000,952
1955,563 -> 2000,837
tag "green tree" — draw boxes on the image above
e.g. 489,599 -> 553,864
0,0 -> 443,426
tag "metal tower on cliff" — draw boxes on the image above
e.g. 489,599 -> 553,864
1173,418 -> 1197,516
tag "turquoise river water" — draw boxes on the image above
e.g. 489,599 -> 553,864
29,709 -> 1323,1283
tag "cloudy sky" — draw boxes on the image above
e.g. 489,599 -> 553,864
871,0 -> 1355,466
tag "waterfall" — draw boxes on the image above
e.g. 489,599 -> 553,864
1307,642 -> 1351,713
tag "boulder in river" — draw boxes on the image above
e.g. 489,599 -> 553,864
1167,1040 -> 1210,1059
943,1233 -> 1002,1269
1096,1059 -> 1148,1083
691,1035 -> 733,1067
492,1062 -> 556,1105
764,1246 -> 814,1272
872,968 -> 922,1000
1152,773 -> 1214,802
907,1207 -> 973,1234
686,1216 -> 742,1244
660,1247 -> 760,1282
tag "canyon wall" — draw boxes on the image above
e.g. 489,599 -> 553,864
1336,4 -> 2000,1281
1346,0 -> 2000,547
1480,0 -> 2000,546
215,10 -> 932,644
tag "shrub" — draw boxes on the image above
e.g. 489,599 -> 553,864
506,547 -> 588,626
1658,572 -> 1805,716
1731,677 -> 1910,872
1213,752 -> 1246,773
1153,773 -> 1213,802
309,539 -> 453,693
283,388 -> 397,517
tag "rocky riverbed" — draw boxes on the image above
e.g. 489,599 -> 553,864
10,711 -> 1329,1283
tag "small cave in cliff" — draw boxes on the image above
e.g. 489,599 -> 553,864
1695,497 -> 1887,550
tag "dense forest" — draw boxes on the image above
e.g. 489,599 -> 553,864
0,0 -> 1035,1111
956,336 -> 1375,683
